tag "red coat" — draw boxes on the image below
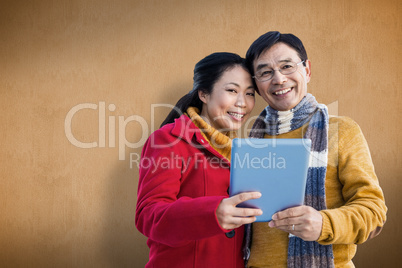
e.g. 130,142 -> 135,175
135,115 -> 245,268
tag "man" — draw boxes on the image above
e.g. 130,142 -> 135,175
244,31 -> 387,267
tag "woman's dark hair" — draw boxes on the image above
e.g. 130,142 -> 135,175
160,52 -> 248,128
245,31 -> 308,78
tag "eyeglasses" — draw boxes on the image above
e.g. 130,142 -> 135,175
253,60 -> 305,82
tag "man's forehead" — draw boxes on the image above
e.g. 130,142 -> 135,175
257,57 -> 293,65
254,43 -> 299,66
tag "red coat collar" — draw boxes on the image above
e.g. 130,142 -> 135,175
170,114 -> 206,145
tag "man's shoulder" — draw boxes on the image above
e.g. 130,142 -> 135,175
328,115 -> 363,139
329,115 -> 359,127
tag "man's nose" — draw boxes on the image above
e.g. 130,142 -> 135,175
271,70 -> 287,84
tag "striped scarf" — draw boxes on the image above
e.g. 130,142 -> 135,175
245,93 -> 334,268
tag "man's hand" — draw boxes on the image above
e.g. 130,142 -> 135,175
268,205 -> 323,241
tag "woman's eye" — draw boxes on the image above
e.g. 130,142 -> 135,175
227,89 -> 236,93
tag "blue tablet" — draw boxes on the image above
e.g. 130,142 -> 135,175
229,138 -> 311,222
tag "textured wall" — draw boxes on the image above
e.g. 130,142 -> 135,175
0,0 -> 400,267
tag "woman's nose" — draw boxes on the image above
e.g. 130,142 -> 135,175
235,94 -> 246,107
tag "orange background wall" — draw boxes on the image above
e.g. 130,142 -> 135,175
1,0 -> 400,267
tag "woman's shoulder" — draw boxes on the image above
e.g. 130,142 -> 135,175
147,114 -> 195,144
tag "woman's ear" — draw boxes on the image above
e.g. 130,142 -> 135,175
198,90 -> 208,104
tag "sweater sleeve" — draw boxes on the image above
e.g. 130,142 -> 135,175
317,117 -> 387,245
135,129 -> 227,248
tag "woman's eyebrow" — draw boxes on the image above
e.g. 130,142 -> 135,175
224,82 -> 240,87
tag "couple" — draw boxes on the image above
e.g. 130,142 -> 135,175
135,31 -> 387,268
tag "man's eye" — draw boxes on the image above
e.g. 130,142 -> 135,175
260,70 -> 273,77
282,64 -> 293,69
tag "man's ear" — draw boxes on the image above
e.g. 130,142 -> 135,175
304,59 -> 312,83
198,90 -> 208,104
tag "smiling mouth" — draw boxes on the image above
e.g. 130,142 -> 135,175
273,88 -> 292,96
227,112 -> 245,119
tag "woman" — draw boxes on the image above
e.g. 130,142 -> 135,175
135,52 -> 262,268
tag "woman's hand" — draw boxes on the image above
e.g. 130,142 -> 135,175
268,205 -> 323,241
216,192 -> 262,230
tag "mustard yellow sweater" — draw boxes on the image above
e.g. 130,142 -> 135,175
248,116 -> 387,268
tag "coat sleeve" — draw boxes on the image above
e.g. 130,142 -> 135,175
135,129 -> 227,248
318,117 -> 387,245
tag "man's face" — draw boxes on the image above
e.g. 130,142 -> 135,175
253,42 -> 311,111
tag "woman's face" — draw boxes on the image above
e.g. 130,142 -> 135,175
199,65 -> 255,131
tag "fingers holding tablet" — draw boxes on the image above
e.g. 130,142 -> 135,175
216,192 -> 263,230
